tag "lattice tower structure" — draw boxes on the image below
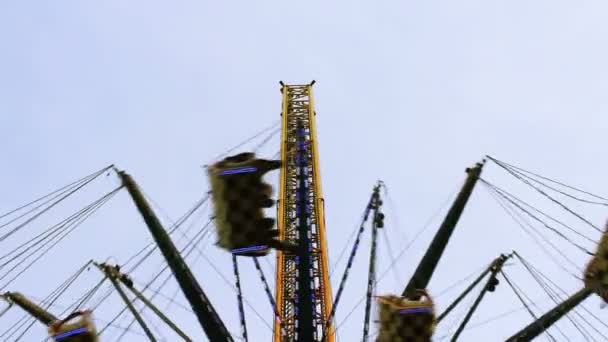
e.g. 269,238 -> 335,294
274,83 -> 334,342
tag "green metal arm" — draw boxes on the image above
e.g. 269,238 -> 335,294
118,170 -> 233,342
403,161 -> 484,298
506,287 -> 592,342
1,292 -> 58,326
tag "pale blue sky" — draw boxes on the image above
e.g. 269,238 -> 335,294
1,1 -> 608,340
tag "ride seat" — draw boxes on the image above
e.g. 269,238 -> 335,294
375,292 -> 435,342
584,220 -> 608,300
48,310 -> 98,342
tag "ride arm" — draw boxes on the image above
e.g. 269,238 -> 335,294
118,170 -> 233,342
95,261 -> 193,341
450,253 -> 510,341
1,292 -> 58,326
363,183 -> 383,341
403,161 -> 484,298
438,257 -> 497,322
94,262 -> 157,341
506,287 -> 592,342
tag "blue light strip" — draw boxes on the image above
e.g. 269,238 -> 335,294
232,245 -> 268,254
218,167 -> 258,176
54,327 -> 87,340
399,307 -> 432,315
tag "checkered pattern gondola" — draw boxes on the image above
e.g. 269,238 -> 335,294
208,153 -> 282,256
48,310 -> 99,342
584,221 -> 608,297
376,295 -> 435,342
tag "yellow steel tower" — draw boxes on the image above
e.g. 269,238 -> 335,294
274,82 -> 334,342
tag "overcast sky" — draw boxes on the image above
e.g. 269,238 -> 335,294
1,1 -> 608,341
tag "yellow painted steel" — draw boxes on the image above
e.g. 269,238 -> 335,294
274,84 -> 289,342
307,85 -> 335,342
273,83 -> 334,342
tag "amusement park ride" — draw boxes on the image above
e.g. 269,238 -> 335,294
1,82 -> 607,341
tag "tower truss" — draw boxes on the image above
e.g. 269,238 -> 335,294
274,82 -> 334,342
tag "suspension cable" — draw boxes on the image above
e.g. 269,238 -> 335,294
135,279 -> 193,314
437,262 -> 492,323
112,221 -> 215,340
450,254 -> 511,341
515,253 -> 607,341
123,193 -> 210,274
521,263 -> 587,341
74,278 -> 108,316
487,156 -> 602,233
381,184 -> 409,242
206,121 -> 280,165
11,261 -> 96,341
481,179 -> 595,254
524,258 -> 608,333
0,166 -> 113,243
482,179 -> 597,245
0,165 -> 113,223
501,270 -> 559,342
252,257 -> 282,323
188,235 -> 274,334
380,226 -> 400,288
0,186 -> 122,267
252,127 -> 281,153
379,183 -> 402,286
0,188 -> 121,292
232,255 -> 248,342
330,187 -> 460,335
1,260 -> 90,339
106,219 -> 213,339
53,261 -> 95,314
0,188 -> 120,278
161,230 -> 213,313
375,184 -> 460,284
329,208 -> 368,278
484,183 -> 583,277
434,295 -> 555,339
486,156 -> 608,204
435,264 -> 490,298
326,192 -> 374,327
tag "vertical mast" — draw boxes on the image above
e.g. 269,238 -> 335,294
274,82 -> 334,342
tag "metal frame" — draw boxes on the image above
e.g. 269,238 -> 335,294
274,83 -> 334,342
